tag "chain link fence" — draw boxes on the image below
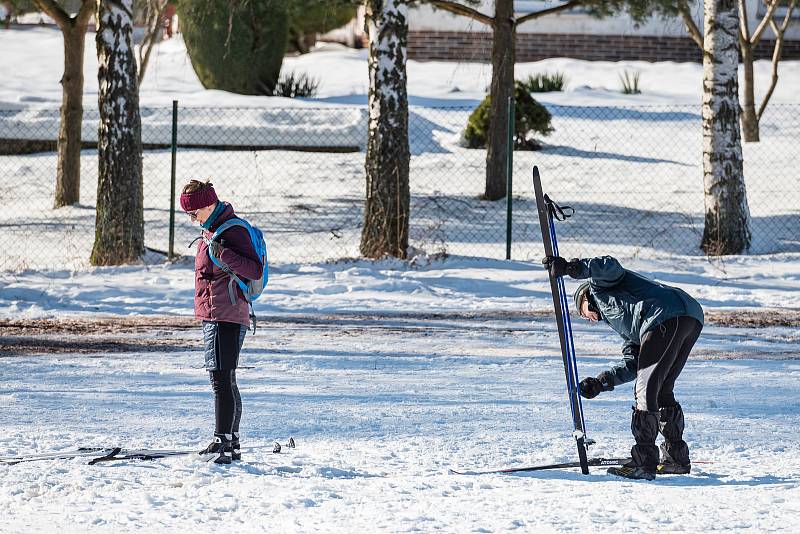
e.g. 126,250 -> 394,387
1,103 -> 798,271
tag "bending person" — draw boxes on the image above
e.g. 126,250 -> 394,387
544,255 -> 703,480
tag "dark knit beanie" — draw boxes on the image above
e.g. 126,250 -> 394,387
180,185 -> 218,212
573,281 -> 591,312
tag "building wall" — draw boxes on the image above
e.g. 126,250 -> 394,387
407,30 -> 800,63
410,2 -> 800,40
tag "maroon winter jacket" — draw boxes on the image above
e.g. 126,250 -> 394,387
193,202 -> 263,326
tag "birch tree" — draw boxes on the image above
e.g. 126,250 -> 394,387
360,0 -> 411,259
701,0 -> 751,254
91,0 -> 145,265
32,0 -> 94,207
678,0 -> 797,142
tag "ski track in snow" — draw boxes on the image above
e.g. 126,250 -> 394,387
1,316 -> 799,533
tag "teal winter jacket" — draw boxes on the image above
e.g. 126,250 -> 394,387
573,256 -> 704,386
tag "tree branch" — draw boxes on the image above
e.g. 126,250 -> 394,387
677,0 -> 703,49
428,0 -> 495,27
739,0 -> 751,43
31,0 -> 70,29
750,0 -> 781,45
516,0 -> 582,26
77,0 -> 94,26
757,0 -> 796,120
138,0 -> 168,85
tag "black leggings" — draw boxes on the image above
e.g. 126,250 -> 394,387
210,369 -> 242,435
635,316 -> 703,411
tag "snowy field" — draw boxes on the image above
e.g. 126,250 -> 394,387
1,25 -> 800,533
1,310 -> 799,532
2,257 -> 800,532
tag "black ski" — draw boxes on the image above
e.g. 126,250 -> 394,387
3,438 -> 296,465
88,448 -> 199,464
532,166 -> 591,475
90,439 -> 297,464
450,457 -> 631,476
0,447 -> 120,465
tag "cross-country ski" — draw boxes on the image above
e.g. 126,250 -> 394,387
450,457 -> 631,475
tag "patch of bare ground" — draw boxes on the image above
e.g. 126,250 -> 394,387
0,308 -> 797,356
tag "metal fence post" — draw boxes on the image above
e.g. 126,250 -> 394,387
506,95 -> 514,260
168,100 -> 178,259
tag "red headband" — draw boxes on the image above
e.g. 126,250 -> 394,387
180,186 -> 218,212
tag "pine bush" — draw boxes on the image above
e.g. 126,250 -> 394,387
464,82 -> 554,150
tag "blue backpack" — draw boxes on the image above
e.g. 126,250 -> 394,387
203,218 -> 269,332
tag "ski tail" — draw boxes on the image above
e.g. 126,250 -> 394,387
0,447 -> 119,465
532,165 -> 590,474
450,457 -> 632,476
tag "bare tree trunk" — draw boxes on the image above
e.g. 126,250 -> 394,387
484,0 -> 514,201
701,0 -> 751,255
33,0 -> 94,208
739,39 -> 759,142
55,22 -> 87,207
360,0 -> 410,259
91,0 -> 145,266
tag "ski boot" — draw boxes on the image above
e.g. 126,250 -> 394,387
199,433 -> 232,464
657,404 -> 691,474
607,462 -> 656,481
231,432 -> 241,461
607,409 -> 659,481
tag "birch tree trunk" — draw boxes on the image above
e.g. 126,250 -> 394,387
701,0 -> 751,255
484,0 -> 514,201
360,0 -> 410,259
91,0 -> 145,266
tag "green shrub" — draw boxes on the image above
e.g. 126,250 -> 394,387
619,70 -> 642,94
464,82 -> 554,150
286,0 -> 358,53
177,0 -> 289,95
520,72 -> 567,93
269,71 -> 320,98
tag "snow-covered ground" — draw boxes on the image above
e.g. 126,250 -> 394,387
2,255 -> 800,533
2,308 -> 799,533
1,26 -> 800,533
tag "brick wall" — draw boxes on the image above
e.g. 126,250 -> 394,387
407,31 -> 800,63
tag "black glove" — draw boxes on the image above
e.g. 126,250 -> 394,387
542,256 -> 580,278
579,372 -> 614,399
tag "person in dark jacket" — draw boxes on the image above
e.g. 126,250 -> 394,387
544,255 -> 703,480
181,179 -> 263,464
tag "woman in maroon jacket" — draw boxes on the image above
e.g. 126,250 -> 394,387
180,179 -> 262,464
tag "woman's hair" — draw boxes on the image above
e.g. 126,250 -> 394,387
182,179 -> 214,195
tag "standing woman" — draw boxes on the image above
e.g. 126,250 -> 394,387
181,179 -> 263,464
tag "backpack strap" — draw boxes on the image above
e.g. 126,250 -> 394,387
203,219 -> 253,300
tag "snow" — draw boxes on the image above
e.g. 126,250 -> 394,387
1,26 -> 800,533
